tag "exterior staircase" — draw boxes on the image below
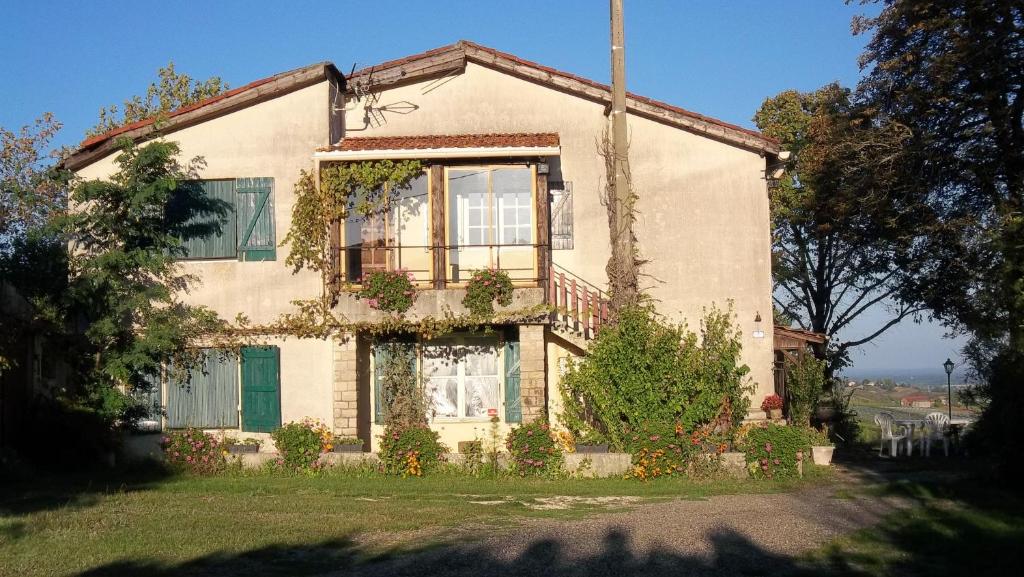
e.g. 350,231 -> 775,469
547,263 -> 610,350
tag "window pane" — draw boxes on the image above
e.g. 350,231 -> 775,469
448,169 -> 488,248
464,377 -> 499,418
427,378 -> 458,418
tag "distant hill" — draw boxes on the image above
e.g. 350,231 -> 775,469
839,367 -> 974,389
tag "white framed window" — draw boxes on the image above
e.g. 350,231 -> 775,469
448,166 -> 533,247
422,339 -> 501,420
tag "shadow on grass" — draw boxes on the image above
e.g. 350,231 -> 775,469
0,459 -> 173,516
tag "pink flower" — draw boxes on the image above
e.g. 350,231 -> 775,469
650,435 -> 661,441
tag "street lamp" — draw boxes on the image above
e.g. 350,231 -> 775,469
943,358 -> 955,420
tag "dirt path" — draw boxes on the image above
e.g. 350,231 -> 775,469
325,467 -> 910,577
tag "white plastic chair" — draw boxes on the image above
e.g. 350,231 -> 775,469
874,412 -> 908,457
922,412 -> 950,457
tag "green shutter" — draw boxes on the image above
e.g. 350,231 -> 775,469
167,351 -> 239,428
180,180 -> 237,259
372,345 -> 389,425
241,346 -> 281,432
236,177 -> 275,261
504,340 -> 522,423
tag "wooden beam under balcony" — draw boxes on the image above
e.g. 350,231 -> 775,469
535,169 -> 550,292
430,164 -> 447,289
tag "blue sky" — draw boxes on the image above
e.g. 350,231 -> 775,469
0,0 -> 966,373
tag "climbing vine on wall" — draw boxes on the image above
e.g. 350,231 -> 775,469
282,159 -> 423,277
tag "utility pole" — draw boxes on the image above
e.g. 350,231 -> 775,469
610,0 -> 629,245
607,0 -> 637,317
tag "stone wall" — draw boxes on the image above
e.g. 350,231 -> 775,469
520,324 -> 547,423
333,333 -> 359,436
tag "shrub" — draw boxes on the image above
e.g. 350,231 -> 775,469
358,269 -> 417,313
379,425 -> 446,476
161,428 -> 225,474
785,355 -> 826,426
626,423 -> 729,480
506,421 -> 563,476
739,423 -> 811,480
271,419 -> 329,470
463,268 -> 513,316
761,394 -> 783,412
559,305 -> 752,450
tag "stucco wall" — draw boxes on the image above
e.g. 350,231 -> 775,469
75,82 -> 333,325
343,62 -> 775,404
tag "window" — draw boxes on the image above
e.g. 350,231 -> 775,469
173,178 -> 275,261
345,174 -> 429,281
448,167 -> 533,248
550,181 -> 573,250
423,340 -> 500,420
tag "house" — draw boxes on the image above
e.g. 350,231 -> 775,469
67,41 -> 780,452
900,393 -> 934,408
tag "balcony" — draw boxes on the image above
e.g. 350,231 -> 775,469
328,164 -> 551,321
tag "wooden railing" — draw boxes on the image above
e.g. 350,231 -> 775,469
548,263 -> 610,340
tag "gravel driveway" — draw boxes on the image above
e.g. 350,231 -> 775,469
324,467 -> 910,577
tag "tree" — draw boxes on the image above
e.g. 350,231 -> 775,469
853,0 -> 1024,475
0,113 -> 68,256
64,139 -> 227,410
754,84 -> 932,376
88,62 -> 227,137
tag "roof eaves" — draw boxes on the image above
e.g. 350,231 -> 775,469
66,61 -> 343,171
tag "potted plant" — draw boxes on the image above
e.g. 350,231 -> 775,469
330,436 -> 364,453
806,427 -> 835,466
574,431 -> 609,453
761,394 -> 784,420
225,437 -> 261,454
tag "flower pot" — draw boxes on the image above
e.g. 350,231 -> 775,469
575,444 -> 609,454
227,444 -> 259,454
331,444 -> 363,453
811,445 -> 834,466
769,408 -> 783,420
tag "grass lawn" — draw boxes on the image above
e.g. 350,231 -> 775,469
802,477 -> 1024,576
0,465 -> 827,577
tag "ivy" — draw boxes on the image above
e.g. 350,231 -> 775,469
282,160 -> 423,278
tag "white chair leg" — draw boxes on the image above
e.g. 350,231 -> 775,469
891,438 -> 899,457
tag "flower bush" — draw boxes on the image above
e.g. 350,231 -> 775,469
761,394 -> 784,412
626,423 -> 729,480
270,418 -> 330,470
506,421 -> 563,476
161,428 -> 225,474
463,268 -> 513,316
739,423 -> 812,479
379,425 -> 446,477
358,269 -> 417,313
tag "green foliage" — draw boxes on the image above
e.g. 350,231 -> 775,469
358,269 -> 416,313
462,268 -> 513,316
270,421 -> 325,470
64,139 -> 227,400
824,383 -> 861,447
740,423 -> 811,480
786,355 -> 826,426
378,342 -> 427,430
625,423 -> 728,480
755,83 -> 928,376
854,1 -> 1024,479
379,425 -> 446,477
505,421 -> 563,477
88,62 -> 227,136
283,160 -> 423,276
161,428 -> 226,475
559,305 -> 751,450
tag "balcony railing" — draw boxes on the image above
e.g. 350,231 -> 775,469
343,243 -> 547,286
547,263 -> 610,339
